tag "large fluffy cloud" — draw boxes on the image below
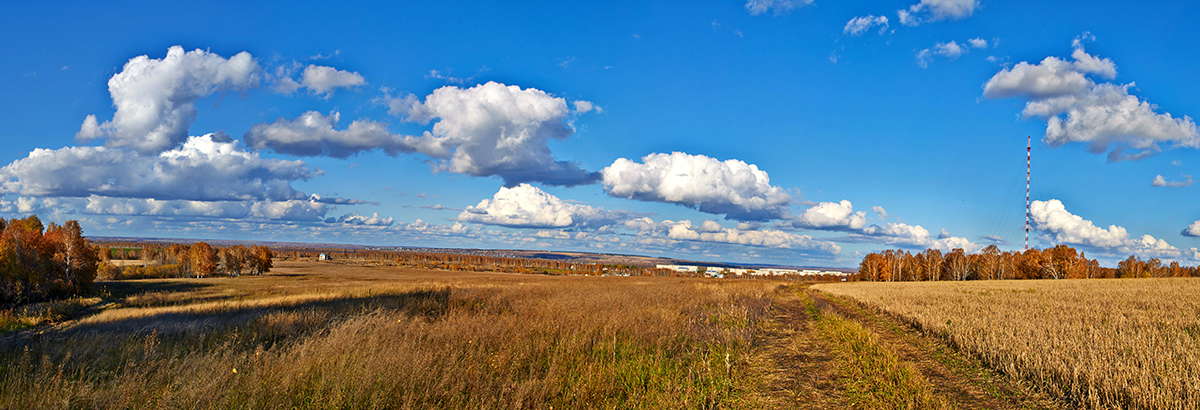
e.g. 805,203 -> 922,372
1024,83 -> 1199,161
601,152 -> 792,221
0,133 -> 314,201
75,46 -> 261,155
897,0 -> 979,26
983,54 -> 1101,100
261,81 -> 598,186
2,47 -> 393,226
1030,199 -> 1131,248
457,184 -> 631,229
983,39 -> 1198,161
398,82 -> 598,186
1031,199 -> 1185,258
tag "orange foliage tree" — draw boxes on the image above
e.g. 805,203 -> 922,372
190,242 -> 218,278
0,216 -> 101,305
858,244 -> 1198,282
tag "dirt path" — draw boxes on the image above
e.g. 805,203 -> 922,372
755,285 -> 1059,409
754,286 -> 843,409
807,289 -> 1060,410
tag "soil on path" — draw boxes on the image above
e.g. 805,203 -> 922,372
752,286 -> 843,409
756,285 -> 1060,409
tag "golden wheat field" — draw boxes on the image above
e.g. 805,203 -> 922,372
0,260 -> 781,409
814,279 -> 1200,410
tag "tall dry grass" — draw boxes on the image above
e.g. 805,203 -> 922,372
0,296 -> 100,333
815,279 -> 1200,409
1,265 -> 778,409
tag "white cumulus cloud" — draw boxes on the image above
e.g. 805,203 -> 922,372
457,184 -> 631,229
75,46 -> 260,155
378,81 -> 600,186
601,152 -> 792,221
855,222 -> 981,252
784,199 -> 977,252
1031,199 -> 1183,258
982,56 -> 1096,100
1022,83 -> 1199,161
1183,221 -> 1200,237
897,0 -> 979,27
297,65 -> 365,97
244,111 -> 425,158
983,39 -> 1196,161
276,64 -> 366,98
792,200 -> 867,230
0,133 -> 315,202
1030,199 -> 1129,248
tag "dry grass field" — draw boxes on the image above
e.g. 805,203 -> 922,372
0,260 -> 781,409
814,279 -> 1200,410
2,258 -> 1096,409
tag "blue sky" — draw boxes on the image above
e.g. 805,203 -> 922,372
2,0 -> 1199,267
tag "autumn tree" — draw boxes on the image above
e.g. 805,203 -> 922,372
1116,256 -> 1147,278
858,252 -> 884,281
976,245 -> 1001,280
247,245 -> 274,275
191,242 -> 218,278
920,249 -> 943,281
224,245 -> 247,276
0,216 -> 101,305
45,221 -> 99,294
941,249 -> 969,281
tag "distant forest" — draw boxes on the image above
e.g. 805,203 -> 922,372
858,244 -> 1200,281
0,215 -> 275,306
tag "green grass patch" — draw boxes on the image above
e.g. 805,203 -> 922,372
813,296 -> 949,410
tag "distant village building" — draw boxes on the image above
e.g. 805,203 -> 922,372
657,264 -> 849,278
318,253 -> 331,261
656,264 -> 699,272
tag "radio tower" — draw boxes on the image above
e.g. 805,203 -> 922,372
1025,135 -> 1031,251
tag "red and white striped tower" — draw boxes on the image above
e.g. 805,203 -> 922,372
1025,135 -> 1031,251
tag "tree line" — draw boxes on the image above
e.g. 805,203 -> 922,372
858,244 -> 1200,281
99,242 -> 273,279
0,216 -> 100,306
